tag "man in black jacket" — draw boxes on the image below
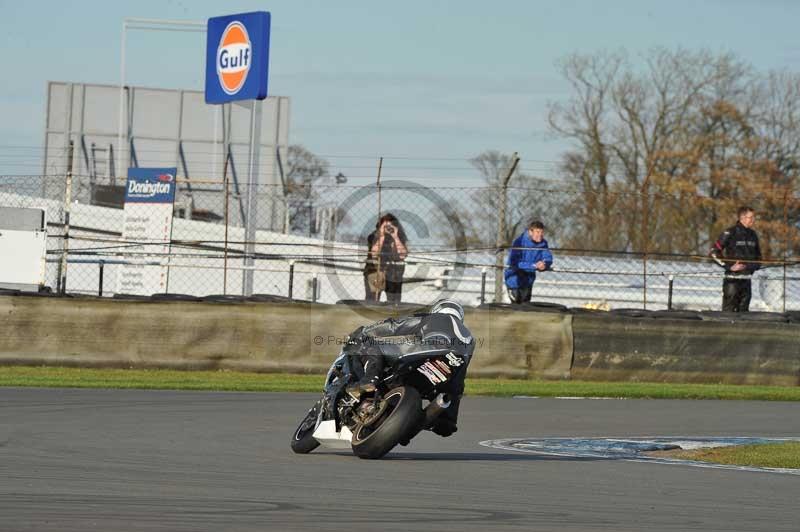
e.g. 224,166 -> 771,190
709,206 -> 761,312
344,299 -> 474,437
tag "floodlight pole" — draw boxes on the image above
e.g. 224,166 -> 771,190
117,18 -> 205,178
242,99 -> 263,296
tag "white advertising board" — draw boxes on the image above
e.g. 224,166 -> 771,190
116,168 -> 177,296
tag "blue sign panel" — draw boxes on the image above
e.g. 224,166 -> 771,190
205,11 -> 271,104
124,168 -> 178,204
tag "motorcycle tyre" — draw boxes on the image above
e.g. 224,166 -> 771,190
351,386 -> 422,459
290,400 -> 322,454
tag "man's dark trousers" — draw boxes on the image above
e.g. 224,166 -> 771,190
722,278 -> 751,312
508,285 -> 532,304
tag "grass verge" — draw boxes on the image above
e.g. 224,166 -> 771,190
0,366 -> 799,401
663,442 -> 800,469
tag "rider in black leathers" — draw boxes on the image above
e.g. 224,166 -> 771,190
344,299 -> 474,437
709,207 -> 761,312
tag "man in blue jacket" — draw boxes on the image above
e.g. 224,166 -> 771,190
504,220 -> 553,304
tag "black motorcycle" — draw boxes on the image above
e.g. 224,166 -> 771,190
290,341 -> 468,459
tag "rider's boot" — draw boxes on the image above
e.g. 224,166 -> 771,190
346,379 -> 378,399
347,353 -> 382,399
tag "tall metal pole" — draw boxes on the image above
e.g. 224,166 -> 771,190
376,157 -> 383,218
242,100 -> 262,296
222,148 -> 230,295
117,21 -> 127,178
59,141 -> 75,295
494,152 -> 520,303
783,184 -> 790,312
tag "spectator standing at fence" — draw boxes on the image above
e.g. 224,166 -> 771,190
709,206 -> 761,312
363,213 -> 408,303
504,220 -> 553,304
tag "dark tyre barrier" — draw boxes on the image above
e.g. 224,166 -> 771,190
478,302 -> 567,313
247,294 -> 294,303
112,293 -> 152,301
351,386 -> 422,459
335,299 -> 367,305
202,294 -> 249,303
652,310 -> 702,320
569,307 -> 608,315
785,311 -> 800,324
700,311 -> 789,323
520,301 -> 568,313
610,308 -> 654,318
23,290 -> 74,298
335,299 -> 422,311
149,293 -> 202,302
0,289 -> 21,296
733,311 -> 789,323
290,400 -> 322,454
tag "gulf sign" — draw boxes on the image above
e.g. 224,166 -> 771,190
124,167 -> 178,204
205,11 -> 270,104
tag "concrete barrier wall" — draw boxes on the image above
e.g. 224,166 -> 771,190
0,296 -> 573,378
572,314 -> 800,386
1,295 -> 797,385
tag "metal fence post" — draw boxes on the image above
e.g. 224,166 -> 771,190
98,260 -> 105,297
59,141 -> 75,295
288,260 -> 295,300
667,274 -> 674,310
376,157 -> 383,218
480,267 -> 487,305
494,152 -> 520,303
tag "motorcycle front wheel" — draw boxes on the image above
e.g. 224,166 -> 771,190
290,400 -> 322,454
351,386 -> 422,459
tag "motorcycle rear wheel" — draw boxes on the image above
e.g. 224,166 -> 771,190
290,400 -> 322,454
351,386 -> 422,459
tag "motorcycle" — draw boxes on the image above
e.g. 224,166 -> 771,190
290,341 -> 469,459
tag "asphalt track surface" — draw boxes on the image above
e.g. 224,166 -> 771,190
1,388 -> 798,532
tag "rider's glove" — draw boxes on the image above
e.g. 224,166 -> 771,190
431,419 -> 458,438
345,326 -> 365,345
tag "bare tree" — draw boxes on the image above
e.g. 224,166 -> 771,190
548,52 -> 628,249
454,151 -> 563,250
548,48 -> 800,257
284,145 -> 330,235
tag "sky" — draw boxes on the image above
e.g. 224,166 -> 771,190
2,0 -> 800,184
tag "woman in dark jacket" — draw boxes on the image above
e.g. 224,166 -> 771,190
363,213 -> 409,303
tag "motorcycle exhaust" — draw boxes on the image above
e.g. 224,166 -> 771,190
422,393 -> 451,428
400,393 -> 451,445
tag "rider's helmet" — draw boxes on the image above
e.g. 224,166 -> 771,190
430,299 -> 465,321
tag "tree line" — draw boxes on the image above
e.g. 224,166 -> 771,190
286,48 -> 800,261
546,48 -> 800,259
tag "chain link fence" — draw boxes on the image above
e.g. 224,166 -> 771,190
1,173 -> 799,312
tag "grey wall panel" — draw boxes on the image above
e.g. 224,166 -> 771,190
46,83 -> 68,131
130,137 -> 179,170
180,91 -> 220,142
179,141 -> 221,180
71,84 -> 84,132
131,88 -> 181,138
44,133 -> 67,175
82,85 -> 121,132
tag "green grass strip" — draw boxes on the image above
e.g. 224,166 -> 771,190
0,366 -> 799,401
669,442 -> 800,469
